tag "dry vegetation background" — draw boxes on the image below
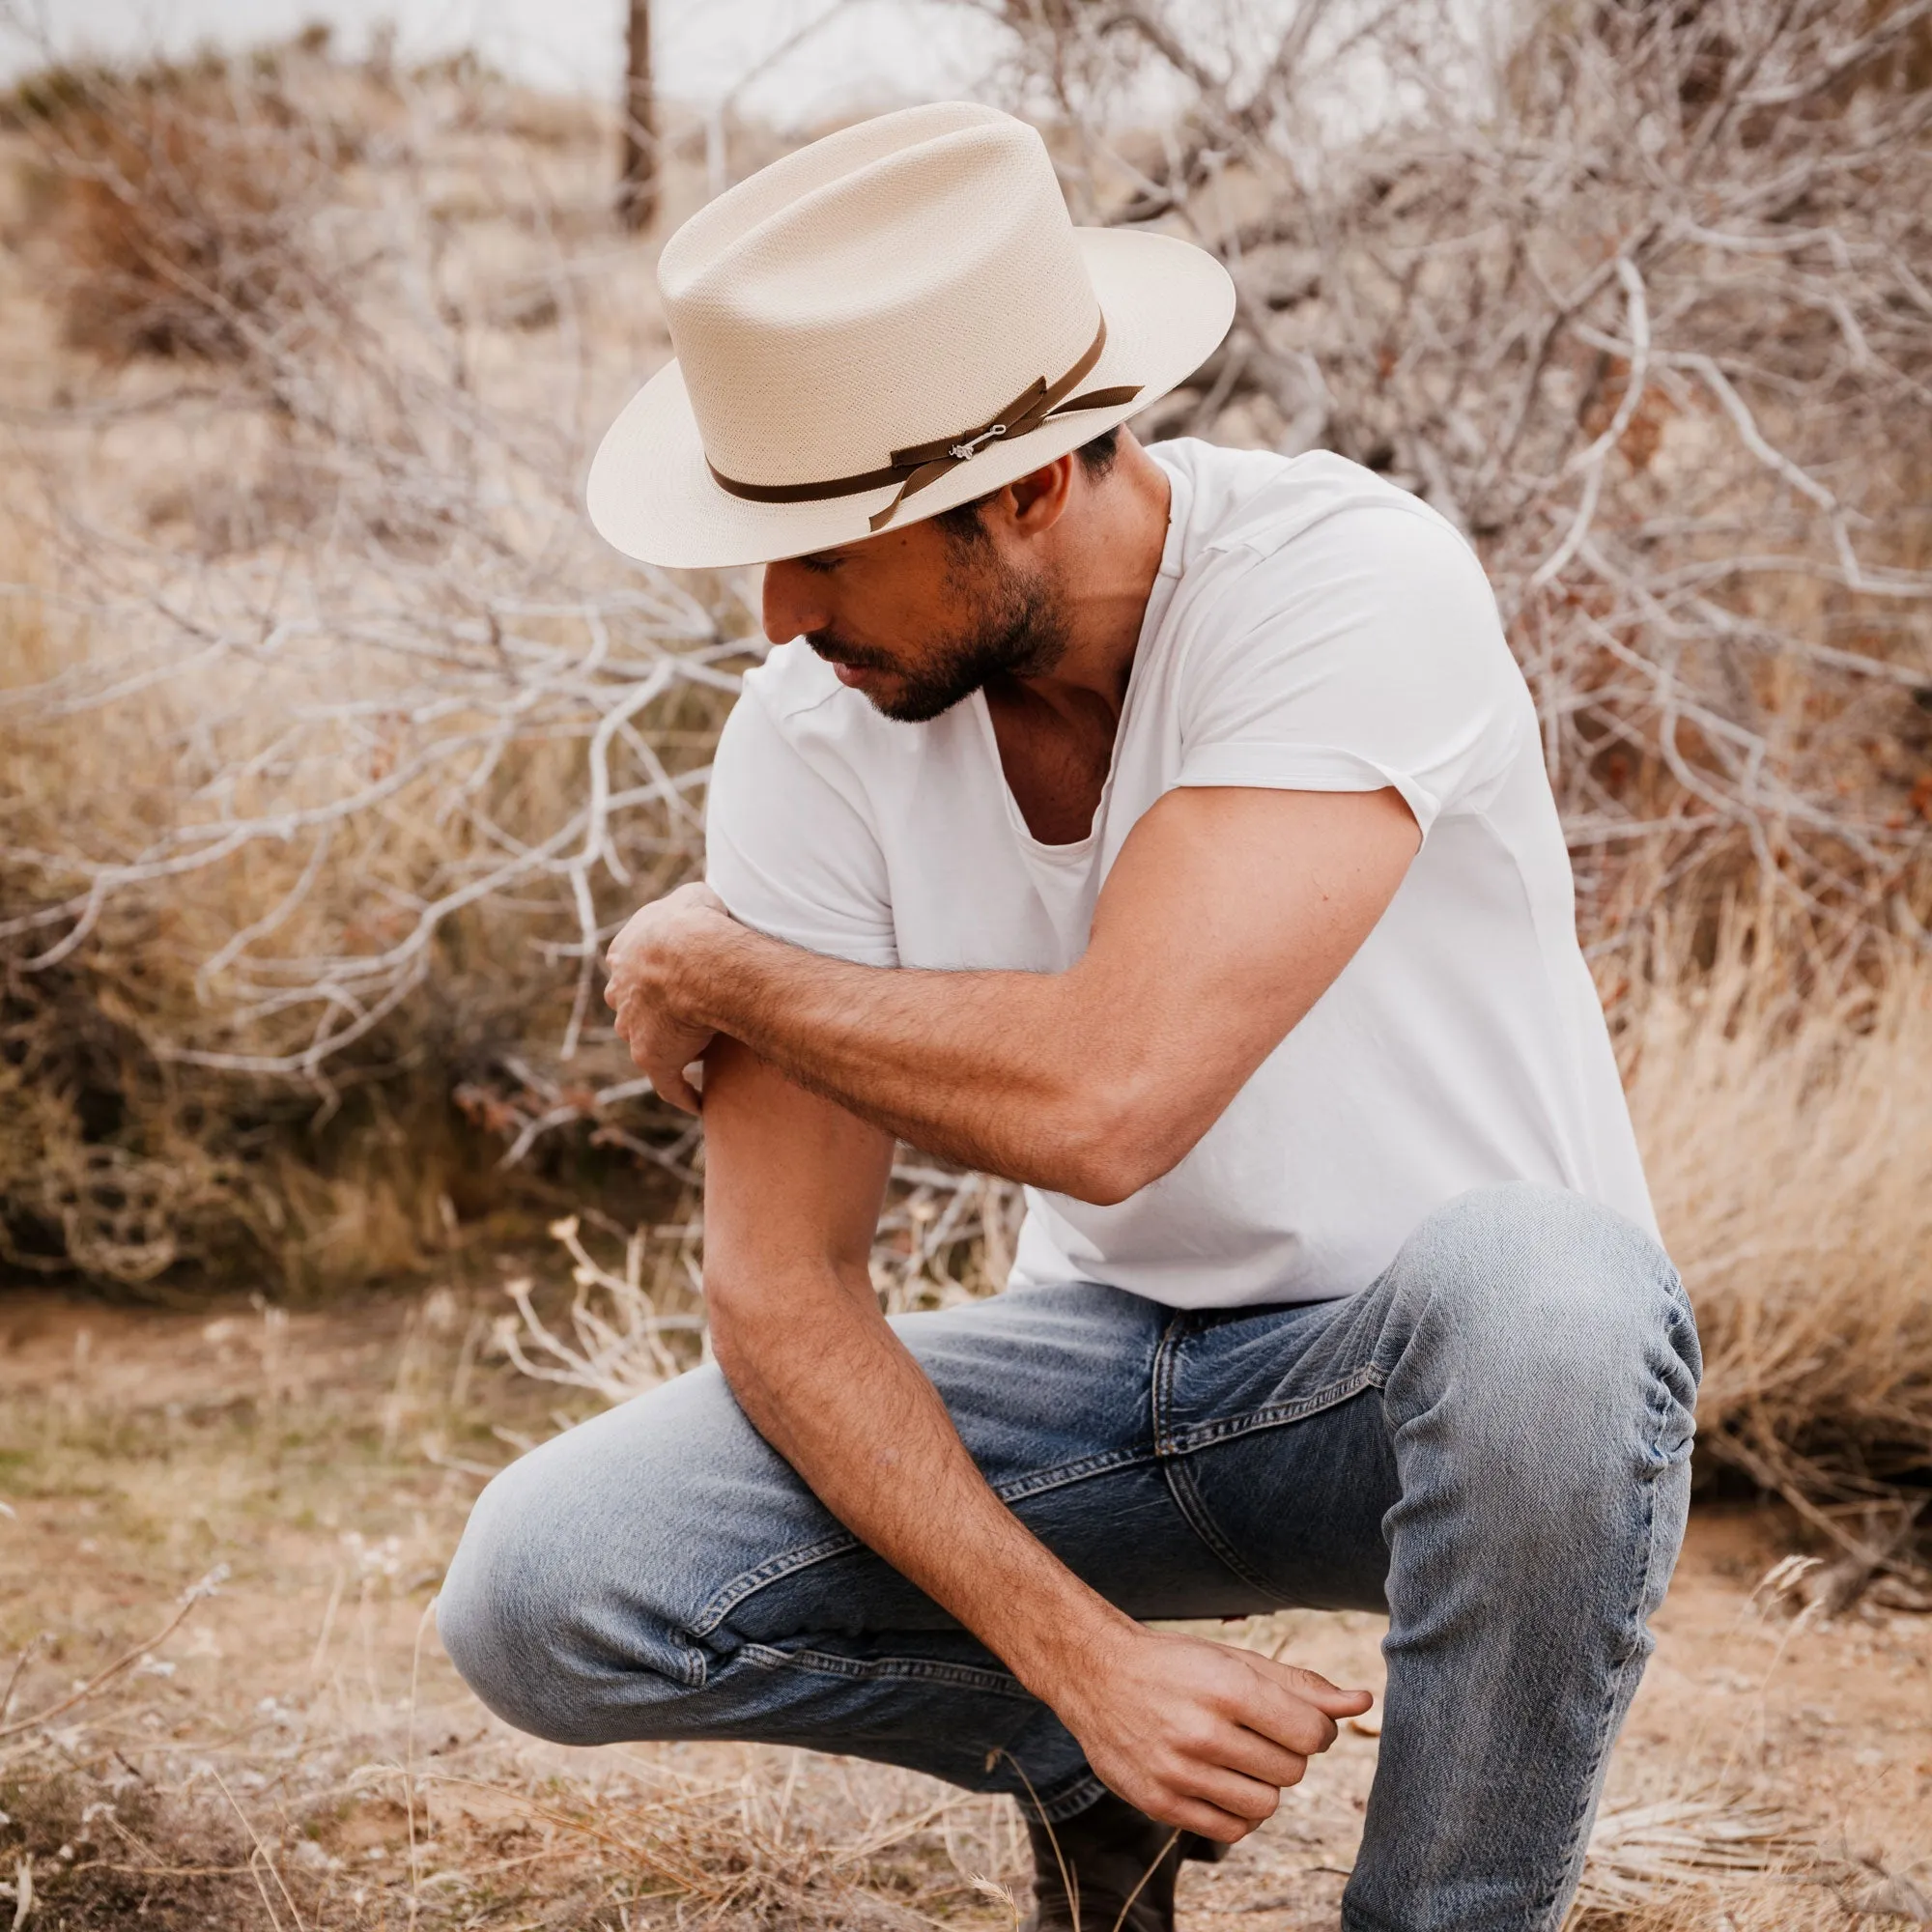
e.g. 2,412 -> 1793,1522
0,0 -> 1930,1924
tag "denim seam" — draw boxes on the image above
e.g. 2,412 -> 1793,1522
689,1532 -> 863,1636
661,1639 -> 710,1690
1163,1365 -> 1386,1455
1526,1352 -> 1674,1932
1030,1769 -> 1111,1826
738,1641 -> 1036,1697
688,1445 -> 1161,1637
996,1445 -> 1158,1505
1150,1311 -> 1195,1455
1144,1312 -> 1388,1597
1159,1455 -> 1285,1601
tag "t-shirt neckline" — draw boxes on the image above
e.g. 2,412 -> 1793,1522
970,453 -> 1190,863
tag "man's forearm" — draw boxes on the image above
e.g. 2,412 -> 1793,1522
690,1038 -> 1371,1842
613,787 -> 1421,1193
683,922 -> 1112,1189
709,1263 -> 1136,1693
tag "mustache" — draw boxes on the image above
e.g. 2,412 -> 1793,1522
805,630 -> 898,673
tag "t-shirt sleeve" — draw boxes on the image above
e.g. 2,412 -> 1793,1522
703,683 -> 900,967
1173,505 -> 1528,836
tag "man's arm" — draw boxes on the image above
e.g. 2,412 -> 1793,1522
610,784 -> 1418,1203
699,1034 -> 1369,1841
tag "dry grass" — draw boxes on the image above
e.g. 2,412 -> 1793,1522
1623,910 -> 1932,1568
18,1293 -> 1932,1929
0,1294 -> 1926,1932
0,1295 -> 1045,1931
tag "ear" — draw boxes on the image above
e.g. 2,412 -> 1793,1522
992,452 -> 1077,537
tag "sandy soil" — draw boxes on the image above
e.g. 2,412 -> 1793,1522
0,1287 -> 1927,1930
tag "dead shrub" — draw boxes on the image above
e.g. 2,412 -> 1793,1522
9,54 -> 348,364
0,9 -> 1928,1550
983,0 -> 1932,950
0,41 -> 748,1291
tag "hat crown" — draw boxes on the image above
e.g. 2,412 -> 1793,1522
659,105 -> 1100,492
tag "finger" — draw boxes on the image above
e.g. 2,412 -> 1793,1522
609,981 -> 638,1032
1154,1798 -> 1260,1846
1212,1723 -> 1317,1789
1168,1767 -> 1280,1833
1161,1758 -> 1283,1827
648,1063 -> 701,1113
1227,1675 -> 1345,1757
611,994 -> 654,1058
611,1009 -> 641,1063
1261,1691 -> 1341,1757
1298,1682 -> 1374,1719
1275,1661 -> 1375,1708
1111,1781 -> 1261,1847
1254,1656 -> 1377,1719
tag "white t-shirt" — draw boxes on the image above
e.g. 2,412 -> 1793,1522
704,440 -> 1656,1309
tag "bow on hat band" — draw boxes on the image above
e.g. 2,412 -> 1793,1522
704,316 -> 1143,534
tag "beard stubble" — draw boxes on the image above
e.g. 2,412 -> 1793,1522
807,541 -> 1071,724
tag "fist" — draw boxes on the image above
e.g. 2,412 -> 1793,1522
604,883 -> 736,1111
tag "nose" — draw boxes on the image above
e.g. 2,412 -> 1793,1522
762,560 -> 832,645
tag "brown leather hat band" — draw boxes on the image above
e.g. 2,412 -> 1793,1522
705,316 -> 1142,533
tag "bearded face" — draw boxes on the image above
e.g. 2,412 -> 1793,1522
801,518 -> 1073,724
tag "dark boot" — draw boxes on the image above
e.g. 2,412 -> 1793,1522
1021,1789 -> 1229,1932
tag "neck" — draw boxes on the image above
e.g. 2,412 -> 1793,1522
1012,434 -> 1171,724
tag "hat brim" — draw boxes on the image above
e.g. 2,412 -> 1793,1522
585,228 -> 1236,572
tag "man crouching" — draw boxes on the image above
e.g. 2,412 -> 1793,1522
439,102 -> 1700,1932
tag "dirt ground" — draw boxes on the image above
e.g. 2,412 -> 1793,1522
0,1287 -> 1927,1931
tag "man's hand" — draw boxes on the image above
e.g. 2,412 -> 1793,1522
604,882 -> 738,1111
1048,1625 -> 1373,1842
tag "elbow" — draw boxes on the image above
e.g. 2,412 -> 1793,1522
1055,1160 -> 1150,1210
1036,1071 -> 1198,1208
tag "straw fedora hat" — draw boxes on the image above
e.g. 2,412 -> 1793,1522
586,101 -> 1236,571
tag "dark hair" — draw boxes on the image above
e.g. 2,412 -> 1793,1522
1072,424 -> 1122,479
932,425 -> 1121,546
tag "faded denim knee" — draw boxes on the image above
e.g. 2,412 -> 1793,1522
1377,1182 -> 1700,1548
437,1381 -> 751,1746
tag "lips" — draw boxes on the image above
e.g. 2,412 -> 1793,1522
832,662 -> 875,687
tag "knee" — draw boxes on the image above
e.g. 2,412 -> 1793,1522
437,1453 -> 611,1745
437,1428 -> 707,1747
1384,1183 -> 1700,1471
1396,1182 -> 1690,1360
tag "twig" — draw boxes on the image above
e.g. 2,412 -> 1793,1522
0,1568 -> 227,1744
211,1769 -> 306,1932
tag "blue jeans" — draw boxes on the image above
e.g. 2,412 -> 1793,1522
440,1182 -> 1699,1932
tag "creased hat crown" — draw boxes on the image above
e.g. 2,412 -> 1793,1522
658,103 -> 1099,491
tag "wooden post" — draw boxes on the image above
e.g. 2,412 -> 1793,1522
617,0 -> 657,232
